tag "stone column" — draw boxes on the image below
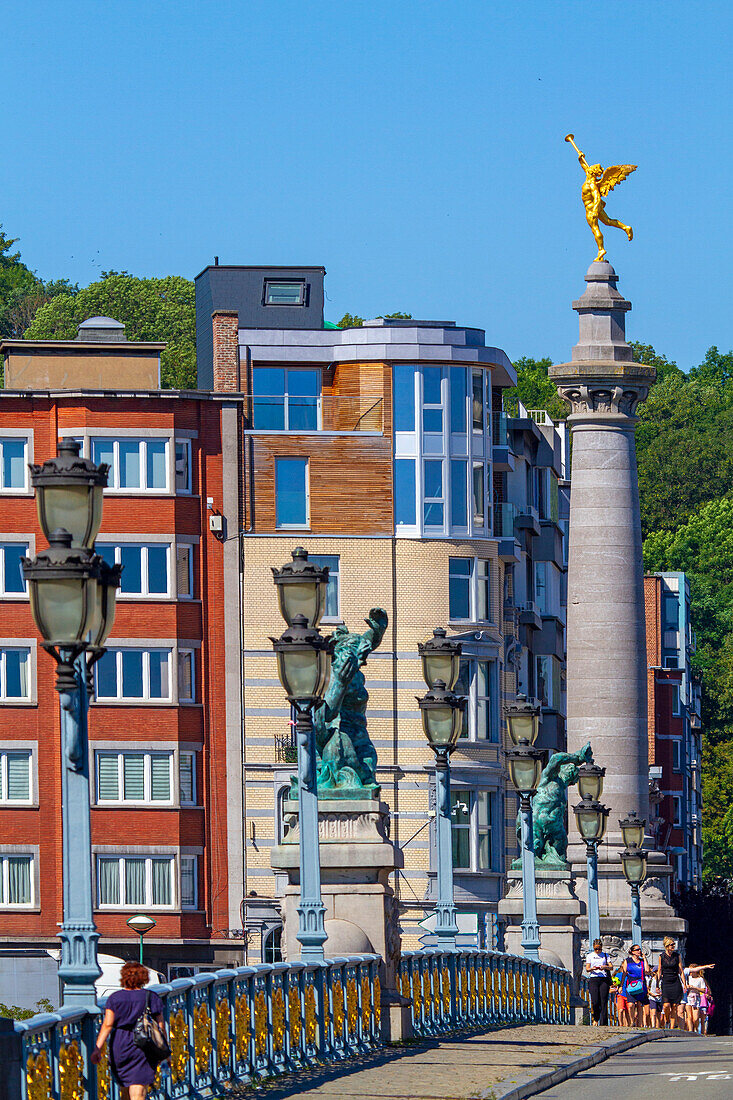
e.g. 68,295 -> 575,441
549,262 -> 684,950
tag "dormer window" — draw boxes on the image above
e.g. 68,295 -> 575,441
263,279 -> 307,306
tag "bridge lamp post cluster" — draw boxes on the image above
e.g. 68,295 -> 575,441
22,438 -> 121,1008
619,811 -> 648,945
271,548 -> 331,964
417,629 -> 466,952
572,760 -> 609,946
504,696 -> 545,963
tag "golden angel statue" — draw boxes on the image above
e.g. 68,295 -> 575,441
565,134 -> 636,262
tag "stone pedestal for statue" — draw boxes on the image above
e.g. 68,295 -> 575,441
499,867 -> 581,974
549,261 -> 685,952
270,799 -> 411,1040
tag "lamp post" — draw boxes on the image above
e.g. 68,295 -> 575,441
505,695 -> 545,962
619,813 -> 648,945
22,439 -> 119,1008
572,760 -> 609,946
127,913 -> 157,964
417,667 -> 466,951
271,549 -> 332,964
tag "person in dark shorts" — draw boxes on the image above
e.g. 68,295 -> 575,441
91,961 -> 167,1099
657,936 -> 687,1029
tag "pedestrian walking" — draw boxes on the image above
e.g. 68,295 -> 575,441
91,961 -> 168,1099
584,938 -> 613,1025
685,964 -> 714,1033
612,967 -> 630,1026
620,944 -> 649,1028
657,936 -> 687,1029
647,969 -> 662,1028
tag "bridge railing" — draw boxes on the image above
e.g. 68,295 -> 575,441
12,955 -> 381,1100
398,949 -> 573,1035
577,975 -> 619,1025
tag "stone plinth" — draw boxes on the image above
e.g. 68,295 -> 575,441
270,799 -> 411,1040
549,261 -> 684,945
498,867 -> 580,974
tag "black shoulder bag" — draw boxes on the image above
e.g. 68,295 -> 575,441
132,991 -> 171,1064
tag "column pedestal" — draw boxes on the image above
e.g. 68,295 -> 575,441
499,867 -> 581,975
271,799 -> 411,1040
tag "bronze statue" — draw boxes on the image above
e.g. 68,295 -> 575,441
565,134 -> 636,262
515,742 -> 593,867
298,608 -> 387,798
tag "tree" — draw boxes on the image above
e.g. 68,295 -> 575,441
337,313 -> 364,328
507,356 -> 568,421
0,225 -> 42,338
26,271 -> 196,389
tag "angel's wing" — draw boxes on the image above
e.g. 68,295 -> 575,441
599,164 -> 637,197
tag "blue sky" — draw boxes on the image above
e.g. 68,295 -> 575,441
4,1 -> 731,369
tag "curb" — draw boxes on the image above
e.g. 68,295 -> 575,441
489,1030 -> 670,1100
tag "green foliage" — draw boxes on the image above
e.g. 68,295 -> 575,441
381,312 -> 412,319
26,271 -> 196,389
337,313 -> 364,328
507,356 -> 568,421
0,225 -> 76,340
0,998 -> 54,1021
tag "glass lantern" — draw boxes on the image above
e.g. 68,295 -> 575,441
271,615 -> 331,702
417,681 -> 466,753
577,760 -> 606,803
619,812 -> 646,850
271,547 -> 329,628
505,694 -> 540,746
573,796 -> 609,843
620,846 -> 648,886
22,529 -> 100,648
30,438 -> 107,549
506,744 -> 546,796
418,628 -> 462,690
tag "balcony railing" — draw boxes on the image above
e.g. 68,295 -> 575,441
247,395 -> 384,433
275,731 -> 298,764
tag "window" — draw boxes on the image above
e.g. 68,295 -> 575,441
95,649 -> 172,702
0,855 -> 32,906
275,457 -> 309,528
264,279 -> 306,306
450,368 -> 467,434
450,460 -> 468,528
0,648 -> 31,700
180,855 -> 197,909
471,371 -> 485,432
97,855 -> 175,908
421,368 -> 443,434
179,752 -> 196,804
177,650 -> 195,702
0,750 -> 32,802
451,791 -> 494,871
456,659 -> 496,741
394,459 -> 416,526
96,751 -> 174,803
672,740 -> 682,772
91,438 -> 168,491
0,543 -> 28,595
472,463 -> 486,527
663,594 -> 679,629
448,558 -> 491,622
672,796 -> 682,827
423,460 -> 444,526
310,555 -> 340,619
0,439 -> 27,491
252,368 -> 320,430
263,927 -> 283,964
393,365 -> 416,432
97,544 -> 170,597
535,562 -> 563,617
536,655 -> 563,710
176,544 -> 193,598
671,684 -> 681,716
175,439 -> 192,493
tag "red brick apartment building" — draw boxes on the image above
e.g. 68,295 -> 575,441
645,572 -> 703,889
0,318 -> 245,979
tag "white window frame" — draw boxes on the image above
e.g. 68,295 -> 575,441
91,437 -> 170,494
0,853 -> 34,907
0,647 -> 32,702
180,854 -> 198,909
0,749 -> 33,804
275,456 -> 310,530
423,459 -> 445,528
450,789 -> 495,872
309,554 -> 340,621
0,541 -> 30,598
96,854 -> 177,910
94,648 -> 173,703
0,437 -> 31,493
448,557 -> 492,624
456,658 -> 498,742
97,542 -> 171,599
175,438 -> 192,494
177,649 -> 196,703
176,543 -> 194,599
179,752 -> 197,805
95,750 -> 175,805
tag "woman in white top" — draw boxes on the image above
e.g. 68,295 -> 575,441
584,938 -> 612,1025
685,964 -> 714,1032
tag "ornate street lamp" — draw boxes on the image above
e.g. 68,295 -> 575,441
22,445 -> 119,1008
418,628 -> 462,691
504,695 -> 545,962
573,762 -> 609,947
127,913 -> 157,965
619,813 -> 648,946
417,675 -> 467,952
271,550 -> 332,964
271,546 -> 330,627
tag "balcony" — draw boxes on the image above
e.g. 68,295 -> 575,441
519,603 -> 542,632
492,412 -> 514,472
275,731 -> 297,764
246,395 -> 384,434
493,502 -> 517,538
514,505 -> 541,538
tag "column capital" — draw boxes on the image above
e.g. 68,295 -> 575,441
549,362 -> 657,420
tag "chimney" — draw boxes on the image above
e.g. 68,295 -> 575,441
212,310 -> 240,392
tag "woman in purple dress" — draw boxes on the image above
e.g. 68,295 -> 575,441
91,962 -> 167,1099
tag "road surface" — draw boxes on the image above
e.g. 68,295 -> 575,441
540,1034 -> 733,1099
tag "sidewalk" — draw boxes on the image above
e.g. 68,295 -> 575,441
245,1024 -> 664,1100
